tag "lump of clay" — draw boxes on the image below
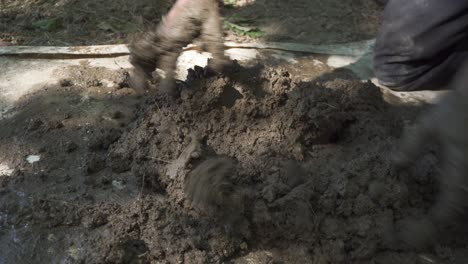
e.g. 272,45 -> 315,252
184,156 -> 247,235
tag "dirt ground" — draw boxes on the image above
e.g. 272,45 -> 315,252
2,61 -> 468,263
222,0 -> 382,44
2,0 -> 468,264
0,0 -> 381,45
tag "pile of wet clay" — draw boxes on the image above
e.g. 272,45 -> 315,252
99,64 -> 452,263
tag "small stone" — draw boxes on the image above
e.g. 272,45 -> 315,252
26,155 -> 41,164
112,180 -> 125,190
190,151 -> 201,159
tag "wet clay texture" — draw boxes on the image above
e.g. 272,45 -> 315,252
104,64 -> 460,263
1,62 -> 465,263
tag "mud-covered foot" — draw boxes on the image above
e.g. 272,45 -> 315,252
128,68 -> 150,94
207,58 -> 240,75
159,78 -> 179,98
187,65 -> 212,82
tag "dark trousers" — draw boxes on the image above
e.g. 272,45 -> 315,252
373,0 -> 468,91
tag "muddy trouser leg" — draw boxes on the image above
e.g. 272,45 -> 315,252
128,32 -> 160,77
373,0 -> 468,91
127,32 -> 163,92
202,2 -> 228,70
158,47 -> 181,95
156,6 -> 204,95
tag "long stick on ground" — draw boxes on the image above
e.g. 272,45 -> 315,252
0,39 -> 374,58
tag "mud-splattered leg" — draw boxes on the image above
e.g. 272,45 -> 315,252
156,9 -> 203,96
129,32 -> 163,77
158,50 -> 180,96
201,1 -> 229,71
128,32 -> 161,92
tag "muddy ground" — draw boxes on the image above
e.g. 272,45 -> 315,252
1,58 -> 468,263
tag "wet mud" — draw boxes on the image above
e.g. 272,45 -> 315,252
105,64 -> 458,263
0,62 -> 467,263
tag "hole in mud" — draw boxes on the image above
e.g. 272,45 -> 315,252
219,85 -> 243,108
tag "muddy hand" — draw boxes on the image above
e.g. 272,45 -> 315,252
392,61 -> 468,249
